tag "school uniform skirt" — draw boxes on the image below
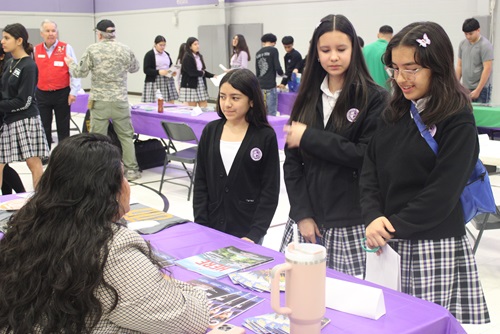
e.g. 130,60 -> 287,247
0,116 -> 50,164
178,77 -> 209,102
141,75 -> 179,103
280,218 -> 366,277
390,236 -> 489,324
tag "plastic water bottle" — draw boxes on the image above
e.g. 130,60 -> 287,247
156,89 -> 164,113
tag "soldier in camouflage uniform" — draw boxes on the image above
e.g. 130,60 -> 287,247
65,19 -> 141,181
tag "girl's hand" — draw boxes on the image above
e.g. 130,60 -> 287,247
284,121 -> 307,148
365,216 -> 395,252
241,237 -> 255,243
159,69 -> 169,76
297,218 -> 322,244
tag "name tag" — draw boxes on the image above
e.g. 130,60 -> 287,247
37,54 -> 46,58
54,61 -> 64,67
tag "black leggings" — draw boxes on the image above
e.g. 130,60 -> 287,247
2,164 -> 26,195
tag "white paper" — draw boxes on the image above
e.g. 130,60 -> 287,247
219,64 -> 228,72
165,64 -> 181,78
127,220 -> 160,230
365,244 -> 401,291
325,277 -> 386,320
209,72 -> 227,87
191,107 -> 203,116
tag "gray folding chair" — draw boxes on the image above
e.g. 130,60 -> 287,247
466,206 -> 500,254
159,121 -> 198,201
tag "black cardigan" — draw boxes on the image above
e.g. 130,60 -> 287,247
143,49 -> 173,83
193,119 -> 280,243
180,53 -> 214,89
284,83 -> 388,229
360,108 -> 478,240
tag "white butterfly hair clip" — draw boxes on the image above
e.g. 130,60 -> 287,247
416,33 -> 431,48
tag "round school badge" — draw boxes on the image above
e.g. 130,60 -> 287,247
346,108 -> 359,122
250,148 -> 263,161
428,124 -> 437,137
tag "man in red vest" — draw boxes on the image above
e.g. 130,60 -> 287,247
35,19 -> 81,149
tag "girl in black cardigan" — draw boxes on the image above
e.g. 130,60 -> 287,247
193,69 -> 280,244
360,22 -> 489,324
141,35 -> 179,104
279,15 -> 388,276
179,37 -> 215,108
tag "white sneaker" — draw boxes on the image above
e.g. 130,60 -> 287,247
126,170 -> 142,181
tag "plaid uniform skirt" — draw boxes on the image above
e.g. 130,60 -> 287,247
178,77 -> 209,102
0,116 -> 50,163
280,218 -> 366,277
390,236 -> 489,324
141,75 -> 179,103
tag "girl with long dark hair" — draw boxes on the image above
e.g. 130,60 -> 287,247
279,14 -> 388,276
194,69 -> 280,244
230,34 -> 251,69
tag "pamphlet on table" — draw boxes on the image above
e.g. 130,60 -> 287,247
189,277 -> 265,329
229,269 -> 285,292
243,313 -> 330,333
175,246 -> 273,279
123,203 -> 188,234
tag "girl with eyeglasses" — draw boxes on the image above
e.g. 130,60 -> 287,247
360,21 -> 489,324
279,14 -> 389,277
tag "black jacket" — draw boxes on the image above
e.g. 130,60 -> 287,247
360,108 -> 477,240
143,49 -> 173,83
284,83 -> 388,229
193,119 -> 280,242
180,53 -> 214,89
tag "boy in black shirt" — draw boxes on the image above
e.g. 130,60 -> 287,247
255,33 -> 283,116
278,36 -> 302,91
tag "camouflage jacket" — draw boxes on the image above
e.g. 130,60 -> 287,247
68,39 -> 139,101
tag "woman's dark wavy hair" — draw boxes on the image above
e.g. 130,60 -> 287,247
0,133 -> 125,333
383,21 -> 471,125
216,69 -> 270,128
3,23 -> 34,55
290,14 -> 376,130
232,34 -> 251,61
176,42 -> 187,64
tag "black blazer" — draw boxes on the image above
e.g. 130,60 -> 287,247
193,119 -> 280,242
180,53 -> 214,89
143,49 -> 173,83
284,83 -> 389,229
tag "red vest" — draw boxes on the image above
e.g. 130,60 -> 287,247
35,41 -> 70,91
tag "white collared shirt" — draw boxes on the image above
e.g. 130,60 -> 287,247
320,75 -> 341,127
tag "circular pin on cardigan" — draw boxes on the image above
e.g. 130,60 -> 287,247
346,108 -> 359,122
428,124 -> 437,137
250,148 -> 262,161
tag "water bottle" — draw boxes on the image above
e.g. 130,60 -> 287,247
156,89 -> 164,113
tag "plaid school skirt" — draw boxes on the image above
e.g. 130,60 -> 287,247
280,218 -> 366,277
0,116 -> 50,163
178,77 -> 209,102
390,237 -> 489,324
141,75 -> 179,103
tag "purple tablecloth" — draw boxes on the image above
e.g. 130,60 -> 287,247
131,104 -> 289,149
70,93 -> 89,114
0,194 -> 465,333
144,223 -> 465,334
278,92 -> 297,116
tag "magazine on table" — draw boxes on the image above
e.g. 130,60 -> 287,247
123,203 -> 188,234
189,277 -> 265,329
243,313 -> 331,334
229,269 -> 285,292
175,246 -> 273,279
151,248 -> 177,268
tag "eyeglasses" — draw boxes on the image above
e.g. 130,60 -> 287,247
385,67 -> 424,81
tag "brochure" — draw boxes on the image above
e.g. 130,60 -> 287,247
123,203 -> 188,234
189,277 -> 265,329
151,248 -> 177,268
175,246 -> 273,279
229,269 -> 285,292
243,313 -> 331,334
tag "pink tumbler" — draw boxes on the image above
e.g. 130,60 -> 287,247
270,242 -> 326,334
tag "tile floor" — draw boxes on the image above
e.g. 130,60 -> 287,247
7,97 -> 499,333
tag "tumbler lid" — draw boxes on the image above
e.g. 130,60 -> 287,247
285,242 -> 326,263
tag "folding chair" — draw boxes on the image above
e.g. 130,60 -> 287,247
466,206 -> 500,254
159,121 -> 198,201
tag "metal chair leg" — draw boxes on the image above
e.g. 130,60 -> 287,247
473,213 -> 490,254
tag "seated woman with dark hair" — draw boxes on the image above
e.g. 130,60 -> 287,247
0,133 -> 209,333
